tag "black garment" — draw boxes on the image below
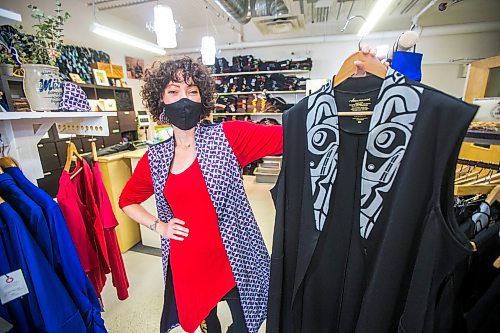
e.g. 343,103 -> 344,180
205,287 -> 248,333
268,70 -> 478,333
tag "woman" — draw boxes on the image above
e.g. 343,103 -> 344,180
119,57 -> 282,333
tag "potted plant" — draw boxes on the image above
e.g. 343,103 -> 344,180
0,48 -> 15,76
12,1 -> 70,111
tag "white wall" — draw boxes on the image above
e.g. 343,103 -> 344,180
184,30 -> 500,97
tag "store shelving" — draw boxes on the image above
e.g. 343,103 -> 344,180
213,112 -> 283,116
0,111 -> 116,184
211,69 -> 310,77
216,90 -> 306,96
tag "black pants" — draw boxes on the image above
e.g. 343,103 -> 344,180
204,287 -> 248,333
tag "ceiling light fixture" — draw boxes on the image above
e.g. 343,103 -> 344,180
90,22 -> 166,55
154,4 -> 177,48
358,0 -> 395,37
201,36 -> 216,65
0,8 -> 22,22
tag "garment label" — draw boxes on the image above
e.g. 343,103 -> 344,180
0,270 -> 29,304
348,97 -> 373,112
351,116 -> 370,124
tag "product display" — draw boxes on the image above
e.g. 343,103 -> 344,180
57,150 -> 129,302
266,69 -> 498,333
0,162 -> 106,332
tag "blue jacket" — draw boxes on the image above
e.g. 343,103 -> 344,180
0,202 -> 86,333
5,167 -> 106,333
0,215 -> 30,333
0,174 -> 54,266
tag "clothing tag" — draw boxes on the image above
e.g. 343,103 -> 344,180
348,97 -> 373,112
351,116 -> 370,124
0,270 -> 29,304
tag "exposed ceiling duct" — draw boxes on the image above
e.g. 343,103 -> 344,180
213,0 -> 251,24
213,0 -> 289,25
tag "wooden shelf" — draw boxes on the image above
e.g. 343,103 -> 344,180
211,69 -> 310,77
213,113 -> 283,116
216,90 -> 306,96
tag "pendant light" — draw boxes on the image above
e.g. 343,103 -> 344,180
200,6 -> 216,65
201,36 -> 216,65
154,4 -> 177,48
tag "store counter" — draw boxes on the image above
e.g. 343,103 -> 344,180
97,149 -> 144,252
120,149 -> 162,249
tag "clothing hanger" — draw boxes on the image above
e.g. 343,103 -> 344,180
64,142 -> 84,179
0,157 -> 18,169
334,51 -> 387,89
91,141 -> 98,162
465,171 -> 500,186
485,185 -> 500,205
454,169 -> 482,185
0,165 -> 5,204
333,45 -> 387,117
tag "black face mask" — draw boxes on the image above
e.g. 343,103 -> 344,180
162,98 -> 202,130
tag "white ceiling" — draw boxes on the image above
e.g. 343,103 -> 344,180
82,0 -> 500,42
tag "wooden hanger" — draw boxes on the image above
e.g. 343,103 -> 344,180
334,51 -> 387,87
333,51 -> 387,117
64,142 -> 83,172
91,141 -> 99,162
0,157 -> 18,169
0,165 -> 4,202
464,172 -> 500,186
485,185 -> 500,205
454,169 -> 483,185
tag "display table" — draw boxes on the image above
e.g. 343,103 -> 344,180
121,149 -> 161,249
98,150 -> 142,252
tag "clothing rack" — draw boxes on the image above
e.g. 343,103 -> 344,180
457,158 -> 500,171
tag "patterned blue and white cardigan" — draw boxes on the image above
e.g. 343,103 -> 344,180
148,123 -> 270,333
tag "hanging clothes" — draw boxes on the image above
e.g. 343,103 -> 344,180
0,173 -> 54,265
268,69 -> 478,333
89,160 -> 129,300
0,202 -> 86,333
120,121 -> 282,333
4,166 -> 106,333
0,215 -> 30,333
57,159 -> 110,299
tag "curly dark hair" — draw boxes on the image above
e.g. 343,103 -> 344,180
141,57 -> 215,122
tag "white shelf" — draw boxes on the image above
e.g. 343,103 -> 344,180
217,90 -> 306,96
0,111 -> 115,183
211,69 -> 310,77
213,113 -> 283,116
0,111 -> 117,120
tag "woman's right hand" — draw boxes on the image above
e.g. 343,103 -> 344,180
157,218 -> 190,241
